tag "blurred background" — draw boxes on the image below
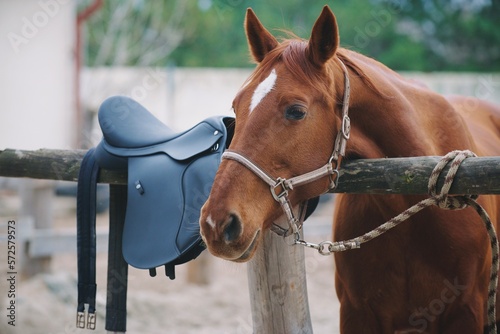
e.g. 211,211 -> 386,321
1,0 -> 499,149
0,1 -> 499,333
85,0 -> 500,70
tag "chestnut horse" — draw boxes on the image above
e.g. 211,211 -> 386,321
199,6 -> 500,333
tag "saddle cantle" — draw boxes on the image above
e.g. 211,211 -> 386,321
76,96 -> 234,328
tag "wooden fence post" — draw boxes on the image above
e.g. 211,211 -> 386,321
247,228 -> 313,334
18,179 -> 54,278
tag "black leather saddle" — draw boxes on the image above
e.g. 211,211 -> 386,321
76,96 -> 234,329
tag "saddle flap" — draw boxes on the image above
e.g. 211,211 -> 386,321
123,155 -> 188,268
162,122 -> 223,161
96,120 -> 224,164
122,138 -> 223,270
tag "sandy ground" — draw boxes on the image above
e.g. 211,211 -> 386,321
0,192 -> 341,334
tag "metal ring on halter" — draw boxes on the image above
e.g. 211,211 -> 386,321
341,115 -> 351,140
329,169 -> 340,190
318,241 -> 335,256
284,231 -> 301,246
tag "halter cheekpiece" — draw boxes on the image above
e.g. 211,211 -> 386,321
222,58 -> 352,242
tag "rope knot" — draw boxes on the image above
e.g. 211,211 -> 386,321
428,150 -> 478,210
427,150 -> 498,333
433,194 -> 469,210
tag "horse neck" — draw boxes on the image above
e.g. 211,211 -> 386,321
331,53 -> 477,228
335,51 -> 475,160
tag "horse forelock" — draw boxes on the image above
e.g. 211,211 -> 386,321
243,40 -> 332,101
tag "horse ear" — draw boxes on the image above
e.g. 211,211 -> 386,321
307,6 -> 339,67
245,8 -> 279,63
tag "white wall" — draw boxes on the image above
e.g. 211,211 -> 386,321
0,0 -> 76,150
404,72 -> 500,106
81,67 -> 251,133
82,67 -> 500,137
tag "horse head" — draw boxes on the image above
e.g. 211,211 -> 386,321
200,6 -> 348,262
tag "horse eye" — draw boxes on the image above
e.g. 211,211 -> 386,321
285,105 -> 306,120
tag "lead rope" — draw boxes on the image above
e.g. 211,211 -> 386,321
295,150 -> 498,332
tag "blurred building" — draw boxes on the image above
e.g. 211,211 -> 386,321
0,1 -> 76,150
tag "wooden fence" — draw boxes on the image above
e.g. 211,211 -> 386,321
2,148 -> 499,193
1,148 -> 499,333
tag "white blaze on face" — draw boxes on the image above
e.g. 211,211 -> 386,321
249,69 -> 277,113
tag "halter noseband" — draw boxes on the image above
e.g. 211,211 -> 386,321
222,58 -> 351,240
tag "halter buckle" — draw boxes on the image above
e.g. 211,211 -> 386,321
342,115 -> 351,140
271,177 -> 289,201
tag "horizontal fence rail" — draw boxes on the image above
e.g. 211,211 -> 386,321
1,148 -> 499,194
0,149 -> 124,184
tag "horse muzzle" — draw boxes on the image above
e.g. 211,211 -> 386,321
200,207 -> 262,262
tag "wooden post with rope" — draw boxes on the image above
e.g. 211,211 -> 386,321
248,225 -> 313,334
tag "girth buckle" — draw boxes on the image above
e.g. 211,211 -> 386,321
76,311 -> 86,329
87,312 -> 96,330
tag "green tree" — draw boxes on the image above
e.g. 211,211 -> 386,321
376,0 -> 500,71
83,0 -> 191,66
83,0 -> 500,72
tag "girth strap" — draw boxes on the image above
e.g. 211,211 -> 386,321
76,148 -> 99,330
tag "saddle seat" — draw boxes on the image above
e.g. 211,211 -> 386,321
98,96 -> 178,148
95,97 -> 228,170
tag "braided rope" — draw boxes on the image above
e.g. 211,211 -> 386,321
298,150 -> 498,331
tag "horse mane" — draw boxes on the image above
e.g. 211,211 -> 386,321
242,35 -> 388,103
336,49 -> 390,99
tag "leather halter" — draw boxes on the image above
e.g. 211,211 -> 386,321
222,58 -> 351,239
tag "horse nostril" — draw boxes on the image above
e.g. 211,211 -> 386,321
223,214 -> 242,243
